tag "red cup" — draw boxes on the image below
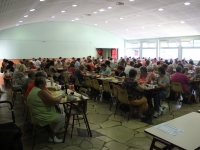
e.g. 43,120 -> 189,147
70,84 -> 74,90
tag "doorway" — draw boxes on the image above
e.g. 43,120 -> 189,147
96,48 -> 118,60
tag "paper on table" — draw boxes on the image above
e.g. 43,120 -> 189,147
155,123 -> 184,136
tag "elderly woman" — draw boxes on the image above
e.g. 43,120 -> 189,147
153,67 -> 170,118
138,66 -> 152,84
13,65 -> 26,90
167,64 -> 175,75
122,69 -> 148,118
27,76 -> 65,143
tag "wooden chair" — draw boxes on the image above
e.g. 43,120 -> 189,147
45,68 -> 52,77
161,85 -> 171,112
111,84 -> 120,110
102,80 -> 113,110
63,73 -> 70,84
171,82 -> 184,104
24,102 -> 55,149
74,76 -> 82,91
114,88 -> 132,121
92,79 -> 103,102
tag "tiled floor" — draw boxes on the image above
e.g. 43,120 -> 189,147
0,78 -> 199,150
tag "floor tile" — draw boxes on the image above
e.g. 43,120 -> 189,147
105,141 -> 128,150
96,136 -> 113,142
100,120 -> 121,128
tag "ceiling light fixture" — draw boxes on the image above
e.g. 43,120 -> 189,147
180,21 -> 185,24
95,24 -> 97,26
24,15 -> 28,17
61,10 -> 65,13
141,26 -> 145,29
71,20 -> 74,22
94,12 -> 97,14
105,21 -> 108,23
40,0 -> 45,1
75,18 -> 79,20
120,17 -> 123,20
129,0 -> 134,1
72,4 -> 77,7
99,9 -> 105,12
51,16 -> 55,18
126,29 -> 129,31
16,24 -> 19,26
19,21 -> 23,22
157,24 -> 161,27
108,7 -> 112,9
158,8 -> 163,11
184,2 -> 190,5
30,9 -> 35,11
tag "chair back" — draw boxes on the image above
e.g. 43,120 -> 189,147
45,68 -> 52,77
112,84 -> 120,97
92,79 -> 101,91
63,73 -> 69,84
171,82 -> 183,93
84,76 -> 92,87
165,85 -> 171,98
74,76 -> 82,86
24,102 -> 35,125
102,80 -> 111,93
117,88 -> 130,105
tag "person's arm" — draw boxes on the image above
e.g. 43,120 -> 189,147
38,90 -> 65,106
146,74 -> 151,83
158,77 -> 169,88
136,84 -> 145,92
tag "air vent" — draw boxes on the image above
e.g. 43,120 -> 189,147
116,2 -> 124,5
85,14 -> 91,16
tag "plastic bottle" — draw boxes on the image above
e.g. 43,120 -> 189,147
150,80 -> 153,88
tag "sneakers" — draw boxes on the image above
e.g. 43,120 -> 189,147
153,107 -> 164,118
49,136 -> 63,143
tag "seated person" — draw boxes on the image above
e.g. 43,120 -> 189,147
194,66 -> 200,103
122,69 -> 148,118
6,61 -> 15,73
74,65 -> 85,85
87,60 -> 95,71
171,66 -> 193,103
13,68 -> 26,90
27,76 -> 65,143
167,64 -> 175,75
115,66 -> 126,79
22,71 -> 35,92
153,67 -> 170,118
138,66 -> 152,84
29,62 -> 37,70
49,60 -> 60,79
100,64 -> 111,77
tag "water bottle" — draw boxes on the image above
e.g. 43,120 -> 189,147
150,80 -> 153,88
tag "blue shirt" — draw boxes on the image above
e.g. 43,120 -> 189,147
101,68 -> 111,75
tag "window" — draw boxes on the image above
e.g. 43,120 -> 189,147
194,40 -> 200,47
142,42 -> 156,48
126,49 -> 139,58
160,49 -> 178,59
126,42 -> 140,48
181,41 -> 193,47
168,42 -> 179,47
142,49 -> 156,58
160,42 -> 168,47
182,49 -> 200,60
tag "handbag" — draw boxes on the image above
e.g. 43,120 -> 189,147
1,67 -> 3,73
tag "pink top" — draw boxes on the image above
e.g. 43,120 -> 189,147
171,72 -> 189,92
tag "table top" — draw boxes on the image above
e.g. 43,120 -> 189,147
145,112 -> 200,150
49,89 -> 89,104
145,84 -> 161,90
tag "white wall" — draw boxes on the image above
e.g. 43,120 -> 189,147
0,22 -> 124,59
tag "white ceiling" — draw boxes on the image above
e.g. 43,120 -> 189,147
1,0 -> 200,40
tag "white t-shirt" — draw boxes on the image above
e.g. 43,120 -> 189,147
124,65 -> 134,74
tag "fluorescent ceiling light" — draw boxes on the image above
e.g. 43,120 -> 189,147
24,15 -> 28,17
108,7 -> 112,9
61,10 -> 65,13
72,5 -> 77,7
99,9 -> 105,12
51,16 -> 55,18
126,29 -> 129,31
19,21 -> 23,22
180,21 -> 185,24
40,0 -> 45,1
94,12 -> 97,14
184,2 -> 190,5
95,24 -> 97,26
30,9 -> 35,11
158,8 -> 163,11
129,0 -> 134,1
105,21 -> 108,23
75,18 -> 79,20
120,17 -> 123,20
157,24 -> 161,27
141,26 -> 145,29
71,20 -> 74,22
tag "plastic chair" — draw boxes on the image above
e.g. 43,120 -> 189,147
171,82 -> 185,104
92,79 -> 103,102
111,84 -> 120,110
161,85 -> 171,112
63,73 -> 70,84
102,80 -> 113,110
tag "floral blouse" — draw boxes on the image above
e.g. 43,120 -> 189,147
122,78 -> 143,100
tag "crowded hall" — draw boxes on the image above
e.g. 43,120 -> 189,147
1,0 -> 200,150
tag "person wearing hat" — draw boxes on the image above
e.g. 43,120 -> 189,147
22,71 -> 36,92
